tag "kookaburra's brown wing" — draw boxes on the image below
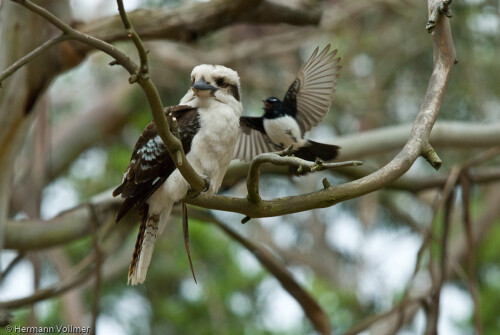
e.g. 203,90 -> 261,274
112,105 -> 200,223
283,44 -> 341,134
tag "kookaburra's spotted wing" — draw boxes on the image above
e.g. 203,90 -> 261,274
113,64 -> 243,285
112,106 -> 199,224
234,45 -> 341,162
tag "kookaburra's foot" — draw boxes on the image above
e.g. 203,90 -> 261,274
186,177 -> 210,198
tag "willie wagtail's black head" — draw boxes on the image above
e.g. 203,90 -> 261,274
263,97 -> 289,119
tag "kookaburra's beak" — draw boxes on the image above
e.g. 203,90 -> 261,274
192,77 -> 218,97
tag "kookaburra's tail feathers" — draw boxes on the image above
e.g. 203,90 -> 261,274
128,205 -> 160,286
293,140 -> 339,162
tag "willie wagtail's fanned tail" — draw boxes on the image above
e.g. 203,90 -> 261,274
293,140 -> 339,162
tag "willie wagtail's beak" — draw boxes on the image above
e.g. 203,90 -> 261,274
192,77 -> 218,97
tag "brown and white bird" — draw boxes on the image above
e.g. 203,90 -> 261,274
233,45 -> 341,162
113,65 -> 243,285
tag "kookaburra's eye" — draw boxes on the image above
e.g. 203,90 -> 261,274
191,76 -> 195,85
216,77 -> 226,87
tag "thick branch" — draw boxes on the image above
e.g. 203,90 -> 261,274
78,0 -> 312,43
4,199 -> 121,250
334,121 -> 500,161
0,212 -> 132,309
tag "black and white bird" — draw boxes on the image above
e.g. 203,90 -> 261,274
113,65 -> 243,285
233,45 -> 341,162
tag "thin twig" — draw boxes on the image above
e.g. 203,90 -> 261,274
88,204 -> 102,335
425,188 -> 454,334
0,34 -> 68,86
459,172 -> 483,335
205,213 -> 332,335
0,252 -> 25,284
116,1 -> 149,75
344,297 -> 426,335
461,146 -> 500,169
0,264 -> 95,309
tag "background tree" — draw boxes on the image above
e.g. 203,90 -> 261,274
1,0 -> 499,334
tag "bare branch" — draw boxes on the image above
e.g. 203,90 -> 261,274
344,298 -> 424,335
335,121 -> 500,161
0,207 -> 133,309
116,0 -> 149,75
78,0 -> 307,44
88,204 -> 103,335
246,146 -> 362,204
9,0 -> 138,75
0,252 -> 25,284
196,210 -> 332,335
3,199 -> 120,250
0,34 -> 68,86
0,260 -> 94,309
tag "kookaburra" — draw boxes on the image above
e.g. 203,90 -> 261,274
113,65 -> 242,285
233,45 -> 341,162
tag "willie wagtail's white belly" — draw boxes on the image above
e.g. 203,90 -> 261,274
263,115 -> 305,149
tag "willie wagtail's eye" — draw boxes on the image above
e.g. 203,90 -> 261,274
216,77 -> 226,87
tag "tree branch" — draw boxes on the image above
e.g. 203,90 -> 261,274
3,199 -> 121,250
8,0 -> 207,192
0,206 -> 133,309
246,146 -> 362,204
78,0 -> 310,44
0,34 -> 69,87
188,209 -> 332,335
8,0 -> 137,75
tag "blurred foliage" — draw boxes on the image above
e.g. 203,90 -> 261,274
3,0 -> 500,334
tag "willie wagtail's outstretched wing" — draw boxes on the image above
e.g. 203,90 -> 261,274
283,44 -> 341,134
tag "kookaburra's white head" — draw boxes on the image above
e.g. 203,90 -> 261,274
180,64 -> 242,108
